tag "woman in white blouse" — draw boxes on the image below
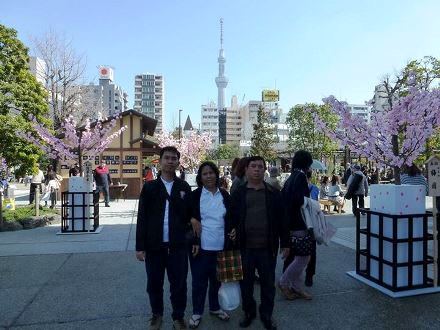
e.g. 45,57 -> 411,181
188,161 -> 234,328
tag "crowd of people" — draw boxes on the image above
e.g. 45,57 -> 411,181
136,147 -> 321,330
135,148 -> 432,330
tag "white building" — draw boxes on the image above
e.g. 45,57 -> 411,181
201,101 -> 219,147
134,73 -> 164,134
346,104 -> 372,124
240,100 -> 283,143
29,56 -> 46,85
98,67 -> 128,117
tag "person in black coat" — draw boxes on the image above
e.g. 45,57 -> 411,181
136,146 -> 192,330
229,156 -> 289,330
187,161 -> 235,328
280,150 -> 314,299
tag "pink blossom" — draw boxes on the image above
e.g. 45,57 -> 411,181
313,85 -> 440,169
156,131 -> 213,170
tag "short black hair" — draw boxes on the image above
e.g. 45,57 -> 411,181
246,156 -> 266,169
196,161 -> 220,187
291,150 -> 313,172
306,170 -> 312,179
160,146 -> 180,160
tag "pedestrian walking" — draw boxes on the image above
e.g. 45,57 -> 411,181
136,146 -> 192,330
230,156 -> 289,330
347,164 -> 369,217
187,161 -> 235,328
279,150 -> 315,299
29,163 -> 44,204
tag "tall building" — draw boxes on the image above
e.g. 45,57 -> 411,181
215,18 -> 228,144
226,95 -> 242,144
98,66 -> 128,117
134,73 -> 164,133
201,101 -> 219,146
240,100 -> 283,143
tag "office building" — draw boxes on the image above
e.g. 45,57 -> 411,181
134,73 -> 164,133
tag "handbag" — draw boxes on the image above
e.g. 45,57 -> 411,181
291,231 -> 314,256
217,250 -> 243,282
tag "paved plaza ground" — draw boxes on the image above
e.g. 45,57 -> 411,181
1,186 -> 439,329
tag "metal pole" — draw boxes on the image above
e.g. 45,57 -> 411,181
35,186 -> 40,217
179,109 -> 182,141
0,190 -> 3,229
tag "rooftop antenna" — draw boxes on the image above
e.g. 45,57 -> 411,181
220,18 -> 224,49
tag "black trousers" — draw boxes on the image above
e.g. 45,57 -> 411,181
352,194 -> 365,217
240,248 -> 276,321
144,246 -> 188,320
283,242 -> 316,278
29,183 -> 42,204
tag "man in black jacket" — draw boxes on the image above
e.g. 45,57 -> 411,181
229,156 -> 290,330
136,146 -> 192,330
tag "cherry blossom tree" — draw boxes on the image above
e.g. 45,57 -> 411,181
23,114 -> 126,174
314,80 -> 440,184
156,131 -> 213,170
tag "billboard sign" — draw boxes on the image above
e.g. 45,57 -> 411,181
99,66 -> 114,81
262,89 -> 279,102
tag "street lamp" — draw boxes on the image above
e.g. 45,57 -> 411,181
179,109 -> 183,141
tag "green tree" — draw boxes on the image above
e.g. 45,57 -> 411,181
250,106 -> 276,161
208,143 -> 240,161
0,24 -> 49,175
286,103 -> 339,159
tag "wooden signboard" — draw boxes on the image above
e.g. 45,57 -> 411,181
426,155 -> 440,286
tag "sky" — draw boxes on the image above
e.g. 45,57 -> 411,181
2,0 -> 440,131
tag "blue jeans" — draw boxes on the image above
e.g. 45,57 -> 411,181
189,249 -> 221,315
95,185 -> 109,204
145,246 -> 188,320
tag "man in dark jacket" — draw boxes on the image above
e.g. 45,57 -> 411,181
136,146 -> 192,330
229,156 -> 290,330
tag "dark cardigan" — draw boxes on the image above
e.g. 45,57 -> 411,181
189,186 -> 234,250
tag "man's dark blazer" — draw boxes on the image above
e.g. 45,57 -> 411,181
136,176 -> 192,251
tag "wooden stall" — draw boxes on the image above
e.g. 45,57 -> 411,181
60,109 -> 160,199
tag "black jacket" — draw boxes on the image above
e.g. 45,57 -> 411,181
229,182 -> 289,255
282,170 -> 310,231
136,177 -> 192,251
189,187 -> 234,250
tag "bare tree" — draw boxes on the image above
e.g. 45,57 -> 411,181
31,29 -> 88,129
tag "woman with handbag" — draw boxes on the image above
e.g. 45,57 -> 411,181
188,161 -> 235,328
279,150 -> 314,300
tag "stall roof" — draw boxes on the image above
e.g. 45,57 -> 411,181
91,109 -> 158,136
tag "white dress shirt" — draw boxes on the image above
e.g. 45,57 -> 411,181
200,187 -> 226,251
161,177 -> 174,242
